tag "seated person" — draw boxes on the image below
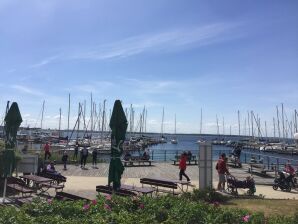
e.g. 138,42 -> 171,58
46,161 -> 56,172
46,161 -> 61,176
232,145 -> 242,158
21,145 -> 28,154
142,151 -> 150,160
123,152 -> 132,161
250,156 -> 257,163
284,162 -> 295,185
187,151 -> 192,161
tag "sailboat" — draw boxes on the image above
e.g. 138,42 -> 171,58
196,108 -> 205,144
160,107 -> 167,143
171,114 -> 178,144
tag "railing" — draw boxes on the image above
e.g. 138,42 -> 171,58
131,148 -> 298,171
131,148 -> 231,162
240,151 -> 298,171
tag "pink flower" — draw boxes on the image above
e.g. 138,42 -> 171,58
139,203 -> 145,209
47,199 -> 53,204
83,204 -> 90,211
242,215 -> 250,222
91,199 -> 97,205
105,194 -> 112,201
104,204 -> 111,211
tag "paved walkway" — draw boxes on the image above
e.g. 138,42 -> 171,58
53,162 -> 298,200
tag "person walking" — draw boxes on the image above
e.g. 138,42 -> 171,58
92,148 -> 98,168
62,151 -> 68,170
80,146 -> 88,168
44,142 -> 51,161
73,141 -> 79,161
216,153 -> 230,192
179,152 -> 190,182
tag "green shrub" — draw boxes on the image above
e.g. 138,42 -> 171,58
187,187 -> 229,203
0,192 -> 296,224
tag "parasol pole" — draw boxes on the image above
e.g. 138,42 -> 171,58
2,163 -> 12,204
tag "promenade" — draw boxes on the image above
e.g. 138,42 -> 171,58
53,162 -> 298,200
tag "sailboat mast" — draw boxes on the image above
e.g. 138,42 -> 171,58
83,100 -> 86,131
200,108 -> 202,135
145,109 -> 147,133
77,103 -> 81,140
161,107 -> 164,137
294,109 -> 297,133
216,115 -> 219,136
276,106 -> 281,141
265,121 -> 268,140
101,99 -> 106,143
67,93 -> 70,131
247,111 -> 251,137
41,100 -> 45,129
244,118 -> 246,136
273,117 -> 276,138
251,111 -> 254,139
238,110 -> 241,136
222,117 -> 225,136
90,93 -> 93,140
281,103 -> 285,140
59,108 -> 62,138
129,104 -> 133,138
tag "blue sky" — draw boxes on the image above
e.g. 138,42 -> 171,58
0,0 -> 297,135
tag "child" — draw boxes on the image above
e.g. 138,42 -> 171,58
62,151 -> 68,170
92,148 -> 98,168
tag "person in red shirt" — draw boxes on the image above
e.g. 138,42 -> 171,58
216,153 -> 230,192
44,142 -> 51,160
284,161 -> 296,186
179,152 -> 190,182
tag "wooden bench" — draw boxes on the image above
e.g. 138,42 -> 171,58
120,184 -> 155,196
38,172 -> 66,192
6,177 -> 34,197
122,159 -> 153,167
38,171 -> 67,185
96,185 -> 137,197
172,155 -> 198,165
227,156 -> 242,168
40,182 -> 64,192
140,178 -> 178,195
55,192 -> 89,201
7,184 -> 34,197
248,163 -> 276,175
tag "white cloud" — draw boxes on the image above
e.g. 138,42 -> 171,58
29,54 -> 61,68
70,23 -> 237,61
11,85 -> 44,96
28,22 -> 239,68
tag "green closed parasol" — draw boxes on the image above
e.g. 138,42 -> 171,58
1,102 -> 22,203
4,102 -> 23,149
108,100 -> 127,190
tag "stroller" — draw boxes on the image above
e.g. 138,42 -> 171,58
226,175 -> 256,195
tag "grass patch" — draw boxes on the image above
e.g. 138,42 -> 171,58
224,198 -> 298,217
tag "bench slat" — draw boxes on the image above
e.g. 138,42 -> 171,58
7,184 -> 34,194
140,178 -> 178,189
96,185 -> 137,197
